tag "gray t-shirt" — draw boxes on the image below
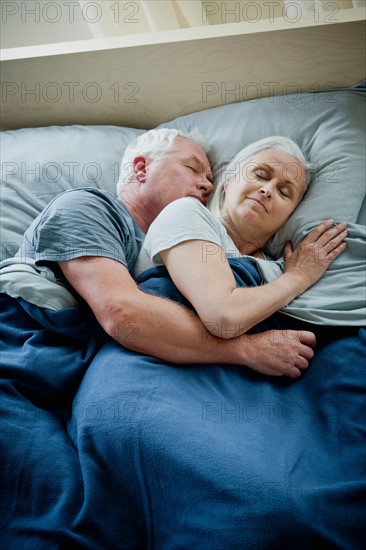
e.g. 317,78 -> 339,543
134,197 -> 365,325
0,188 -> 144,310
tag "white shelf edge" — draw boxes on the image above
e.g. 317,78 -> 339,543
1,6 -> 365,62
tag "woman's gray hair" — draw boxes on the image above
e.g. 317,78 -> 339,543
208,136 -> 314,220
116,128 -> 210,195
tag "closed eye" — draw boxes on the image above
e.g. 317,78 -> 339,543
278,187 -> 290,197
255,171 -> 267,180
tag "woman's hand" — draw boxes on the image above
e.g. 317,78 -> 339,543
283,219 -> 347,290
159,221 -> 347,341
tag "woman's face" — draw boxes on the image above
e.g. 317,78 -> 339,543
222,148 -> 307,250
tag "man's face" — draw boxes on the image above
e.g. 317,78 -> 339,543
143,138 -> 213,215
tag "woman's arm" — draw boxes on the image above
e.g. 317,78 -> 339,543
160,219 -> 347,338
59,256 -> 315,377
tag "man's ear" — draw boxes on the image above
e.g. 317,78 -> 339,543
133,156 -> 149,183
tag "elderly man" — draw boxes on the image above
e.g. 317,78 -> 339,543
1,128 -> 315,375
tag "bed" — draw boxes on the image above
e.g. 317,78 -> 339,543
1,9 -> 366,547
1,83 -> 365,549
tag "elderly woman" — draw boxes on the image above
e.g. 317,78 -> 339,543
134,136 -> 347,374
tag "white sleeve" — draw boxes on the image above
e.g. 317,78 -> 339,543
144,197 -> 228,264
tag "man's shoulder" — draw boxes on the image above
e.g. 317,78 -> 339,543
50,187 -> 116,204
43,187 -> 125,217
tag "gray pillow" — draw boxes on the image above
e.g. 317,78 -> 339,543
158,89 -> 365,258
1,90 -> 364,263
0,125 -> 145,260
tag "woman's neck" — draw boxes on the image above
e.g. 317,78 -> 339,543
226,225 -> 264,257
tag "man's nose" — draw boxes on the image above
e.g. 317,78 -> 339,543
197,177 -> 214,195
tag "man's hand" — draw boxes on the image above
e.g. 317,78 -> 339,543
59,257 -> 315,377
239,330 -> 316,378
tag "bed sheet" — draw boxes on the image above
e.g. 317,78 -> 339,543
1,260 -> 365,549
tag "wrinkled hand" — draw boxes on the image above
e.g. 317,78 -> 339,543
243,330 -> 316,378
283,219 -> 347,290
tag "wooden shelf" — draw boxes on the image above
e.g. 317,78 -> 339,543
1,7 -> 365,130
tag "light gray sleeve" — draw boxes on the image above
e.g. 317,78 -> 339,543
143,197 -> 229,264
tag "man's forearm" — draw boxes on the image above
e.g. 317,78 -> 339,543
59,256 -> 315,375
101,290 -> 316,379
60,256 -> 236,364
102,290 -> 243,364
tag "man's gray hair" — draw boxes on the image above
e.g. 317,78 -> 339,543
116,128 -> 210,195
208,135 -> 315,220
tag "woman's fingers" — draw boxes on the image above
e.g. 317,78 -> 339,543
305,219 -> 335,242
323,230 -> 348,257
308,220 -> 347,245
317,222 -> 347,244
292,220 -> 348,272
283,241 -> 293,259
316,224 -> 348,265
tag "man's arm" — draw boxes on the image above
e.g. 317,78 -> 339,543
59,257 -> 316,378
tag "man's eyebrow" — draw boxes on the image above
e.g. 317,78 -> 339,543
187,154 -> 213,182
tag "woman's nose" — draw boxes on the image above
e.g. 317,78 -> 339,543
260,185 -> 272,198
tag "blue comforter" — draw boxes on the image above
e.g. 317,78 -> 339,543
1,260 -> 365,549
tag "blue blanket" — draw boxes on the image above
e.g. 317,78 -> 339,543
1,260 -> 365,549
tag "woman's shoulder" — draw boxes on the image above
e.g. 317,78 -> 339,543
150,197 -> 218,230
159,196 -> 211,216
144,197 -> 225,254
